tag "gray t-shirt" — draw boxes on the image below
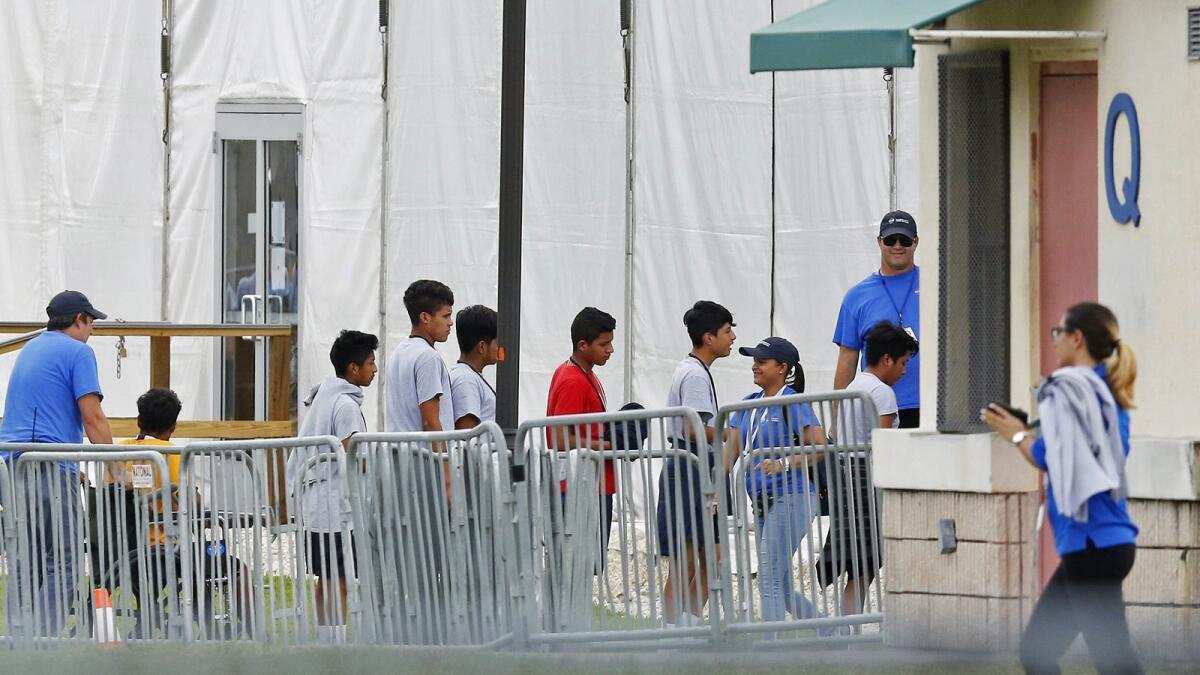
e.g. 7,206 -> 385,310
385,337 -> 455,433
667,356 -> 718,444
449,362 -> 496,424
838,370 -> 899,452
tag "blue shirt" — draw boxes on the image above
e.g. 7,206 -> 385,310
833,266 -> 920,410
1030,363 -> 1138,556
0,331 -> 103,451
730,387 -> 819,498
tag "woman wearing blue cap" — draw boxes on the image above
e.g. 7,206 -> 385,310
728,337 -> 826,628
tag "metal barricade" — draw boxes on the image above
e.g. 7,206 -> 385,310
345,423 -> 517,648
0,445 -> 177,647
177,436 -> 341,644
512,407 -> 727,649
716,391 -> 883,647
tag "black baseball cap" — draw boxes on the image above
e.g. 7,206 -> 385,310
738,337 -> 799,367
879,210 -> 917,239
46,290 -> 107,320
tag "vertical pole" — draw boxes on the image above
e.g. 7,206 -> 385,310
496,0 -> 527,433
378,0 -> 391,431
621,0 -> 636,402
886,67 -> 898,211
160,0 -> 173,321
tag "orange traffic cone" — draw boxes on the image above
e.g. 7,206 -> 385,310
92,588 -> 123,647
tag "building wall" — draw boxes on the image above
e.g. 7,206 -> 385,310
925,0 -> 1200,439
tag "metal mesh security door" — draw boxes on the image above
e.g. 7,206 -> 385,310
937,51 -> 1010,433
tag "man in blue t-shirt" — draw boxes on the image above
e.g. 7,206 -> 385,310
833,211 -> 921,428
0,290 -> 113,636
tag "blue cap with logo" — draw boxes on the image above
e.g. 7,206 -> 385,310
46,290 -> 107,320
738,336 -> 799,367
879,210 -> 917,239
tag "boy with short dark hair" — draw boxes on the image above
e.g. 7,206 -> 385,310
546,307 -> 617,567
825,320 -> 918,616
450,305 -> 499,429
657,300 -> 736,627
386,280 -> 456,435
286,329 -> 378,643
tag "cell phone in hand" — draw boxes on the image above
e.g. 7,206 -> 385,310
994,403 -> 1030,426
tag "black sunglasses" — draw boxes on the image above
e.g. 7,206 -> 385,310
881,234 -> 915,247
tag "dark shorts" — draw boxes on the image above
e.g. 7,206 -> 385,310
305,531 -> 357,578
655,452 -> 727,557
817,455 -> 882,585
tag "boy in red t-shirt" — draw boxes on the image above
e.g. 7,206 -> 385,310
546,307 -> 616,569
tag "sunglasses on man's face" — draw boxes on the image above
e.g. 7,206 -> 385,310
1050,325 -> 1073,339
881,234 -> 915,248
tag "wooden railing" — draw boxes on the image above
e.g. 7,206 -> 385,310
0,322 -> 296,439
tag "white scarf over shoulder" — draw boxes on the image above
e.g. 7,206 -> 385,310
1035,366 -> 1127,522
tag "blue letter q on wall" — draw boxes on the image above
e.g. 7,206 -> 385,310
1104,93 -> 1141,226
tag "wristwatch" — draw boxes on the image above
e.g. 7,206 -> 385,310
1011,430 -> 1031,445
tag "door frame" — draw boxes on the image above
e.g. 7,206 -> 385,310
213,101 -> 305,422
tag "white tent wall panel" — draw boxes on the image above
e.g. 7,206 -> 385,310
0,0 -> 163,420
772,61 -> 922,397
632,0 -> 775,407
519,0 -> 627,417
0,0 -> 920,431
384,1 -> 502,402
169,0 -> 382,425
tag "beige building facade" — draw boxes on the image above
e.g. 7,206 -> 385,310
875,0 -> 1200,658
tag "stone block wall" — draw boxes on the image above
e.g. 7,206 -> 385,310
882,490 -> 1200,660
881,489 -> 1039,651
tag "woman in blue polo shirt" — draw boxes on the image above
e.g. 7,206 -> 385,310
729,337 -> 825,626
982,302 -> 1142,675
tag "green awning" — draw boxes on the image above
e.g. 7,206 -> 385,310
750,0 -> 982,73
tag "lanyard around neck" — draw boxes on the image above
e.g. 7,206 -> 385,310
458,361 -> 497,397
687,353 -> 718,410
568,358 -> 607,411
879,269 -> 917,328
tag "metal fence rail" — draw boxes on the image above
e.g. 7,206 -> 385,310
0,400 -> 885,651
0,444 -> 178,647
346,424 -> 517,648
717,391 -> 883,648
512,406 -> 727,649
177,436 -> 342,644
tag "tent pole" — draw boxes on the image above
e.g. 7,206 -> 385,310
378,0 -> 391,430
886,67 -> 897,211
496,0 -> 527,433
621,0 -> 636,403
160,0 -> 173,321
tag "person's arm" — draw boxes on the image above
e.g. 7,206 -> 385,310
833,345 -> 860,391
455,414 -> 481,430
79,393 -> 112,444
879,413 -> 897,429
980,404 -> 1039,469
417,396 -> 455,498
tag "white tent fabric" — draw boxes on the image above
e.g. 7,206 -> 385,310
384,1 -> 501,418
168,0 -> 383,423
631,0 -> 775,409
0,0 -> 163,420
520,0 -> 628,416
0,0 -> 919,439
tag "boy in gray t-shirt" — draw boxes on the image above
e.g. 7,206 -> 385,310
657,300 -> 736,628
449,305 -> 499,428
385,280 -> 456,433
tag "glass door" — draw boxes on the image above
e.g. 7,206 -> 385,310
216,104 -> 303,422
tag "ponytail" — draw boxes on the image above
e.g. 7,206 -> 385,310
786,361 -> 806,394
1105,340 -> 1137,410
1064,302 -> 1136,410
